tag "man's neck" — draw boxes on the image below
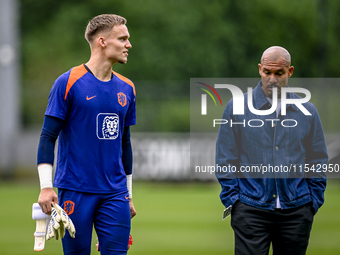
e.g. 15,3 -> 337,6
85,56 -> 115,81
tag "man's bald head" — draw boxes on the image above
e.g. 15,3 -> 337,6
260,46 -> 291,67
258,46 -> 294,98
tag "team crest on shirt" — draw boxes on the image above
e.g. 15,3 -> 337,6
63,200 -> 75,215
97,113 -> 119,139
117,92 -> 127,107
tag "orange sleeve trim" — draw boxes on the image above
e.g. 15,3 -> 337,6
112,71 -> 136,96
64,64 -> 88,100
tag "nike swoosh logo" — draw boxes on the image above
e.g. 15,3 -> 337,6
86,95 -> 97,100
125,195 -> 129,199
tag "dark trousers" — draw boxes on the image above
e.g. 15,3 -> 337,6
231,201 -> 314,255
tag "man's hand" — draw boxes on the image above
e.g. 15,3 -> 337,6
129,199 -> 136,218
38,188 -> 58,215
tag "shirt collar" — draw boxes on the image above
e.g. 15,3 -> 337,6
253,81 -> 298,112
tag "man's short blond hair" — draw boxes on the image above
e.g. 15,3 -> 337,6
85,14 -> 127,43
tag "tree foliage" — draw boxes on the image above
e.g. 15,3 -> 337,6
20,0 -> 340,131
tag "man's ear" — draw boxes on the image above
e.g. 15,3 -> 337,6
97,36 -> 106,48
288,66 -> 294,77
258,63 -> 262,76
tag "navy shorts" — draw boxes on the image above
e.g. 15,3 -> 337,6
58,189 -> 131,255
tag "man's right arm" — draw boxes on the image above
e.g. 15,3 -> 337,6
37,116 -> 64,214
215,100 -> 240,208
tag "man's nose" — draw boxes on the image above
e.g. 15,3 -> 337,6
269,74 -> 278,84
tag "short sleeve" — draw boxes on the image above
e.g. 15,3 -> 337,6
124,90 -> 136,126
45,73 -> 70,120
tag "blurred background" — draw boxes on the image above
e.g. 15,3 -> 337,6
0,0 -> 340,254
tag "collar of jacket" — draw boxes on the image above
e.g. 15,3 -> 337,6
252,81 -> 299,112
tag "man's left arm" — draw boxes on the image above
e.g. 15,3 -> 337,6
305,106 -> 328,214
122,126 -> 136,218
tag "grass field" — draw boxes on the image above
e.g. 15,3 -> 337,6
0,179 -> 340,255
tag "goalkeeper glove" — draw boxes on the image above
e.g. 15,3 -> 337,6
32,203 -> 50,251
46,202 -> 76,240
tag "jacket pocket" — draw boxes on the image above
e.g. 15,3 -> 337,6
238,175 -> 273,204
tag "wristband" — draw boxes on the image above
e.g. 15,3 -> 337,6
126,174 -> 132,198
37,164 -> 53,190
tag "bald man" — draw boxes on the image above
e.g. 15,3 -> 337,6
216,46 -> 328,254
259,46 -> 294,99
